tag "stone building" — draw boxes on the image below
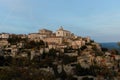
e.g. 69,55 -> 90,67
0,39 -> 8,46
44,37 -> 63,45
0,33 -> 10,39
39,29 -> 53,36
28,33 -> 47,41
56,26 -> 72,38
28,29 -> 53,41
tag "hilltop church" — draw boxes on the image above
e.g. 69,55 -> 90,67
56,26 -> 72,38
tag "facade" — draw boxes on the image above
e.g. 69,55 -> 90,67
72,40 -> 82,49
28,33 -> 40,40
39,29 -> 53,35
28,29 -> 53,41
71,38 -> 87,49
56,27 -> 72,38
18,34 -> 27,39
0,33 -> 10,39
44,37 -> 63,45
47,43 -> 57,49
28,33 -> 47,41
0,39 -> 8,46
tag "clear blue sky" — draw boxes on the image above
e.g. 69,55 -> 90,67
0,0 -> 120,42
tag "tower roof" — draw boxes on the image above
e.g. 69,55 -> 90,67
59,26 -> 63,30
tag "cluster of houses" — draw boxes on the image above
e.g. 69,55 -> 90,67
0,26 -> 91,58
0,27 -> 120,80
28,26 -> 91,49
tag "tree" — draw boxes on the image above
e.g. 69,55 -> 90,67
101,48 -> 108,52
80,45 -> 87,50
48,48 -> 57,58
0,56 -> 5,66
118,42 -> 120,47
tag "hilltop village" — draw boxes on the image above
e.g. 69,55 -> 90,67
0,27 -> 120,80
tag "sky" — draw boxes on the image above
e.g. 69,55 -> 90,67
0,0 -> 120,42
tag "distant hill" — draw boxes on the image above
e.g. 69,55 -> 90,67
100,42 -> 120,50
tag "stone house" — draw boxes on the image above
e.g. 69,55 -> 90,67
0,33 -> 10,39
0,39 -> 8,47
44,37 -> 63,45
56,27 -> 72,38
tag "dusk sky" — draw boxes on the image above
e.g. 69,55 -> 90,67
0,0 -> 120,42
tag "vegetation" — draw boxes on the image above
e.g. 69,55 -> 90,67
0,36 -> 119,80
62,55 -> 77,65
118,42 -> 120,47
24,40 -> 45,49
0,68 -> 55,80
7,35 -> 27,45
